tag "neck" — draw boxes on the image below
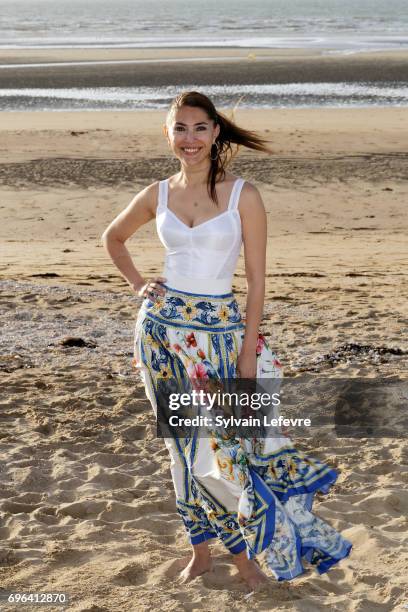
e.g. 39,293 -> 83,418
178,160 -> 211,188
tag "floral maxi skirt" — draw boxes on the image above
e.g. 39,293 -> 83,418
133,285 -> 352,581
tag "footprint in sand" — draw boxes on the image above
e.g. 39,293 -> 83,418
112,560 -> 148,587
57,500 -> 107,520
1,500 -> 42,514
121,425 -> 146,441
86,464 -> 135,489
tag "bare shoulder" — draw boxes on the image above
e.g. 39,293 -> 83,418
133,180 -> 160,214
102,180 -> 162,242
239,181 -> 265,215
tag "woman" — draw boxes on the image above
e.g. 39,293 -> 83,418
102,91 -> 352,589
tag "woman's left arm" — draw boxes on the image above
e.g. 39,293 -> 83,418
237,183 -> 267,378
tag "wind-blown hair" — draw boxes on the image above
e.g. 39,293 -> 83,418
166,91 -> 272,205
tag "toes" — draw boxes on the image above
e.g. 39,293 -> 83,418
178,568 -> 191,584
178,561 -> 213,583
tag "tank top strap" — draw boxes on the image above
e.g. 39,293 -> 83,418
228,178 -> 245,211
157,179 -> 169,213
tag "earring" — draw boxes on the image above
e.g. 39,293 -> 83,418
210,142 -> 220,161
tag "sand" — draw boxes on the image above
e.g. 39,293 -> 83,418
1,62 -> 408,611
1,47 -> 407,88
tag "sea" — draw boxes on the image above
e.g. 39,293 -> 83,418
0,0 -> 407,111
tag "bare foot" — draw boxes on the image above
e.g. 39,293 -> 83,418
233,553 -> 269,590
179,556 -> 213,583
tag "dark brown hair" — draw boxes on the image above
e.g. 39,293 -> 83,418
166,91 -> 272,205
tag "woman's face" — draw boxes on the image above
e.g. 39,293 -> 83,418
165,105 -> 220,167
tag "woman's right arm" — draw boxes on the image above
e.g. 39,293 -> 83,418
101,181 -> 165,295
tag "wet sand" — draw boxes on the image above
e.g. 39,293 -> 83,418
1,48 -> 408,88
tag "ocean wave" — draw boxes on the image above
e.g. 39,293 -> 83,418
1,82 -> 407,112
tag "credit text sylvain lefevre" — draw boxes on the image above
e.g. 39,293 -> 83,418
168,415 -> 312,428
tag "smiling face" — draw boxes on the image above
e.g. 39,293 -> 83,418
165,105 -> 220,167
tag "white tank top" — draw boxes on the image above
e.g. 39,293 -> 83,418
156,178 -> 245,294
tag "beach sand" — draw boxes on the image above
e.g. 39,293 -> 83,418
1,51 -> 408,611
1,47 -> 407,88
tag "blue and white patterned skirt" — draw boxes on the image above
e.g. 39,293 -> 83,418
133,285 -> 352,581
